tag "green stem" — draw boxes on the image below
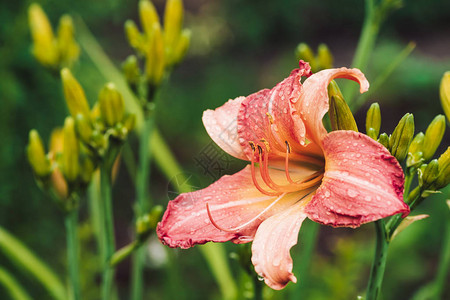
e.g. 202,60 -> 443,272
431,204 -> 450,299
65,208 -> 81,300
110,241 -> 139,267
290,221 -> 320,299
386,186 -> 421,239
252,275 -> 263,300
100,163 -> 115,300
131,108 -> 155,300
0,267 -> 32,300
365,220 -> 389,300
343,0 -> 379,105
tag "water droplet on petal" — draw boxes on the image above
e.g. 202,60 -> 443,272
347,189 -> 358,198
324,191 -> 331,197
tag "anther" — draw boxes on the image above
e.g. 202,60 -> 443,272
249,141 -> 256,152
266,112 -> 274,124
285,141 -> 291,153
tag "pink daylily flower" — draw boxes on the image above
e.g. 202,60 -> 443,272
157,61 -> 409,290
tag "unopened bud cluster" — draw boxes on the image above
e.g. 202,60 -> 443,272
295,43 -> 333,73
364,104 -> 448,194
28,3 -> 79,70
61,68 -> 135,160
124,0 -> 191,98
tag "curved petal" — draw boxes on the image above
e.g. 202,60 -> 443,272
202,96 -> 247,160
305,131 -> 409,228
237,65 -> 312,160
251,199 -> 310,290
157,166 -> 312,249
294,68 -> 370,146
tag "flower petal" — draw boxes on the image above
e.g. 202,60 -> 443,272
237,65 -> 312,160
251,199 -> 310,290
294,68 -> 369,146
202,96 -> 247,160
305,131 -> 409,227
157,166 -> 310,248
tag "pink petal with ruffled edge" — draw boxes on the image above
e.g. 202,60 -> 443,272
305,131 -> 409,228
294,68 -> 370,146
157,166 -> 316,248
203,96 -> 247,160
251,198 -> 311,290
237,64 -> 313,161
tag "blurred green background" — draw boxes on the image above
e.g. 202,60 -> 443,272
1,0 -> 449,299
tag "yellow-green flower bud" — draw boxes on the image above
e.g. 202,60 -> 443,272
328,81 -> 358,132
295,43 -> 316,71
419,159 -> 439,188
123,114 -> 136,133
389,113 -> 415,162
406,132 -> 425,168
61,68 -> 91,119
366,103 -> 381,140
136,205 -> 163,240
164,0 -> 183,65
440,71 -> 450,123
28,3 -> 58,67
122,55 -> 141,88
422,115 -> 446,161
98,83 -> 125,127
435,147 -> 450,189
145,23 -> 165,86
49,128 -> 64,155
79,153 -> 95,184
317,44 -> 333,70
139,0 -> 160,37
378,133 -> 390,149
125,20 -> 144,52
57,15 -> 80,67
75,113 -> 93,144
27,129 -> 51,177
62,117 -> 80,182
171,28 -> 191,66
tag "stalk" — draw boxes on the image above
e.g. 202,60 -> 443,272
0,267 -> 32,300
365,220 -> 389,300
100,162 -> 116,300
65,208 -> 81,300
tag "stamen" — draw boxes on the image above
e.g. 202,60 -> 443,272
249,142 -> 282,196
206,193 -> 287,233
257,141 -> 324,193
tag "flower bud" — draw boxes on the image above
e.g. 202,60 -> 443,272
172,28 -> 191,66
98,83 -> 125,127
79,153 -> 95,184
389,113 -> 415,162
406,132 -> 425,168
435,147 -> 450,189
164,0 -> 183,65
62,117 -> 80,182
317,44 -> 333,70
123,114 -> 137,133
419,159 -> 439,188
440,71 -> 450,123
139,0 -> 160,37
122,55 -> 141,89
57,15 -> 80,67
28,3 -> 58,67
49,128 -> 64,155
295,43 -> 316,71
328,81 -> 358,132
27,129 -> 51,177
61,68 -> 91,119
145,23 -> 165,86
75,113 -> 93,144
378,133 -> 390,149
366,103 -> 381,140
422,115 -> 446,161
125,20 -> 144,52
136,205 -> 163,240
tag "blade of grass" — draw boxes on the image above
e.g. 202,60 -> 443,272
0,267 -> 32,300
0,226 -> 66,300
